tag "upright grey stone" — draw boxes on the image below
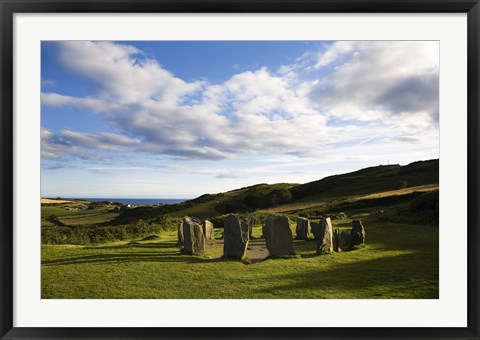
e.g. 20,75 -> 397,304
333,229 -> 341,252
177,222 -> 184,249
203,220 -> 215,241
350,220 -> 366,247
223,215 -> 249,259
296,217 -> 310,240
311,221 -> 320,240
333,229 -> 350,252
182,217 -> 205,255
314,217 -> 333,255
341,231 -> 352,250
264,215 -> 294,257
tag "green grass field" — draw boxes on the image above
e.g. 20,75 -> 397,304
41,216 -> 438,299
41,204 -> 120,227
41,161 -> 439,299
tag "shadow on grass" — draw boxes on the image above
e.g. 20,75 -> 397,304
253,252 -> 439,298
83,242 -> 177,250
42,251 -> 233,266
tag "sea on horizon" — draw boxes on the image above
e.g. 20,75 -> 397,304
69,198 -> 188,205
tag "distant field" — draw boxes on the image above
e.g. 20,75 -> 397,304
59,212 -> 120,226
268,184 -> 439,213
41,215 -> 438,299
42,206 -> 96,217
41,198 -> 75,204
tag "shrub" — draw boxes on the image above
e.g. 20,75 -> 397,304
395,180 -> 408,189
41,219 -> 174,245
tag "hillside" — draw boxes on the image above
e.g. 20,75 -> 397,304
292,159 -> 438,200
110,159 -> 438,224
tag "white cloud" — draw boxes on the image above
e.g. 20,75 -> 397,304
41,41 -> 439,164
313,41 -> 355,69
57,41 -> 202,105
41,92 -> 124,113
309,41 -> 439,127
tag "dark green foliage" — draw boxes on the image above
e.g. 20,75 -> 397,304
209,215 -> 226,229
410,190 -> 439,213
294,159 -> 438,199
294,191 -> 433,220
42,216 -> 180,245
269,188 -> 292,204
188,193 -> 220,204
290,186 -> 306,199
47,215 -> 65,226
216,199 -> 248,214
216,183 -> 296,213
110,203 -> 190,225
395,180 -> 408,189
378,190 -> 439,226
87,201 -> 111,209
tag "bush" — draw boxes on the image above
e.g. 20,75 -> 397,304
395,180 -> 408,189
290,186 -> 306,199
41,218 -> 176,245
47,215 -> 65,226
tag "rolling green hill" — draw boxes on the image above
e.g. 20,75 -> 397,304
41,159 -> 439,298
110,159 -> 438,224
292,159 -> 438,200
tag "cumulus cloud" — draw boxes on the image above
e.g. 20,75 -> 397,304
309,41 -> 439,126
41,41 -> 439,163
41,92 -> 124,113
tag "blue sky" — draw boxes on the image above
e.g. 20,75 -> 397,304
41,41 -> 439,198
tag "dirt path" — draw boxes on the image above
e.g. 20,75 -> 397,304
246,238 -> 269,263
209,238 -> 268,263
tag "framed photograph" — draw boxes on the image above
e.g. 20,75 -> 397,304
1,0 -> 479,339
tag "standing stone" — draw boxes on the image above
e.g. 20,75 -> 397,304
296,217 -> 310,240
311,221 -> 320,240
182,217 -> 205,255
203,220 -> 215,241
333,229 -> 341,252
314,217 -> 333,255
264,215 -> 294,257
223,214 -> 249,259
341,231 -> 352,250
177,222 -> 184,249
350,220 -> 366,247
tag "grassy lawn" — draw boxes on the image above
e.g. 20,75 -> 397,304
42,206 -> 96,217
41,216 -> 438,299
59,212 -> 120,226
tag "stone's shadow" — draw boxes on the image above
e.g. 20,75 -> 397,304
42,252 -> 229,266
252,251 -> 439,298
84,242 -> 177,250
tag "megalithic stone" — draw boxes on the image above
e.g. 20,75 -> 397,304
182,217 -> 205,255
223,214 -> 249,259
333,229 -> 341,252
177,222 -> 184,249
315,217 -> 333,255
350,220 -> 366,247
296,217 -> 310,240
311,221 -> 320,240
341,231 -> 352,250
264,215 -> 294,257
202,220 -> 215,241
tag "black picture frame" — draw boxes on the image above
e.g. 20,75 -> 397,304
1,1 -> 479,339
